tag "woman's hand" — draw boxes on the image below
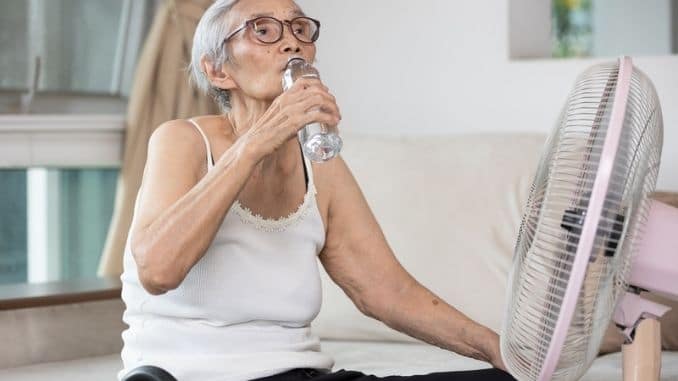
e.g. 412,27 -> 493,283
241,77 -> 341,162
482,331 -> 508,372
474,328 -> 508,372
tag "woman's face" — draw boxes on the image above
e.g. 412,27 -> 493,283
220,0 -> 317,102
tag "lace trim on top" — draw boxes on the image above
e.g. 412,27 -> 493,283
187,118 -> 318,233
232,184 -> 317,232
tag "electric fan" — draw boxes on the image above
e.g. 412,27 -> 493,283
501,56 -> 678,381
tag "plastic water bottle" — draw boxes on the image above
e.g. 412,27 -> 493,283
282,58 -> 342,162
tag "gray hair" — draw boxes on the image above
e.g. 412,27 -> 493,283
189,0 -> 242,112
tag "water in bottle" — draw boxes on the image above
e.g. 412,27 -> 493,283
282,57 -> 342,162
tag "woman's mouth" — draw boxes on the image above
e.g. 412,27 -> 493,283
283,56 -> 305,71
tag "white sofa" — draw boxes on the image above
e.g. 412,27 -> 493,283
2,133 -> 678,380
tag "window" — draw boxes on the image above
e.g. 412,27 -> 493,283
509,0 -> 678,59
0,0 -> 154,114
0,171 -> 27,284
0,0 -> 156,285
0,168 -> 118,285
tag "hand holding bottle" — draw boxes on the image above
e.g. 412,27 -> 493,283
239,76 -> 341,164
283,58 -> 343,162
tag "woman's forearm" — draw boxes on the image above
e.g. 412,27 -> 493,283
373,278 -> 498,364
132,139 -> 256,294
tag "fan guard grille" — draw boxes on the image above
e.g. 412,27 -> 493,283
501,59 -> 663,381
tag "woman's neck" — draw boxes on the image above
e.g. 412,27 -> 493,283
227,93 -> 271,136
228,95 -> 299,176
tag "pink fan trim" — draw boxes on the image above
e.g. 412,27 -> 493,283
538,56 -> 633,381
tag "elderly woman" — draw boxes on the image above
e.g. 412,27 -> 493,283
119,0 -> 515,380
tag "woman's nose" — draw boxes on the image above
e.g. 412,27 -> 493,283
282,44 -> 301,53
279,31 -> 301,53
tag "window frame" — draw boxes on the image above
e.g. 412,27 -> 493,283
0,114 -> 125,168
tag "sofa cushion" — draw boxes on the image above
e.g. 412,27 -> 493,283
1,342 -> 677,381
312,133 -> 678,355
312,133 -> 547,342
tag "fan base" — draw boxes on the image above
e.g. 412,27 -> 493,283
622,318 -> 661,381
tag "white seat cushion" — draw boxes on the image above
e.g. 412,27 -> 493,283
1,342 -> 677,380
313,133 -> 547,341
0,354 -> 121,381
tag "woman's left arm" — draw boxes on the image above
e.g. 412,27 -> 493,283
318,156 -> 505,370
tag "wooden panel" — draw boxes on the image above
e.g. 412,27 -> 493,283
0,277 -> 121,310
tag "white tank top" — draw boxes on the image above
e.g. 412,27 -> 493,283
118,120 -> 334,381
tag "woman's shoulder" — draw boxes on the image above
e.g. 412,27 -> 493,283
309,154 -> 353,213
152,115 -> 219,141
311,154 -> 351,185
150,115 -> 226,150
146,116 -> 222,177
151,119 -> 197,143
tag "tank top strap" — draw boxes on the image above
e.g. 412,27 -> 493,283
188,119 -> 215,172
301,153 -> 317,195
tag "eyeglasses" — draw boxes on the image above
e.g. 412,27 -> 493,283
223,16 -> 321,45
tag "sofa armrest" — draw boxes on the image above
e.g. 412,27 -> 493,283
651,191 -> 678,208
599,191 -> 678,354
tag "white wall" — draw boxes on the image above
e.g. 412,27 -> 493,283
296,0 -> 678,190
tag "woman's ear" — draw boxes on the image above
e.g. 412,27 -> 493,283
201,56 -> 237,91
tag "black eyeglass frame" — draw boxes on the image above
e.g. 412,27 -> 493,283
223,16 -> 321,45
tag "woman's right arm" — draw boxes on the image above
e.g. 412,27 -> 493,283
130,78 -> 341,295
130,120 -> 256,295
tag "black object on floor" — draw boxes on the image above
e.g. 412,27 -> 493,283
121,366 -> 177,381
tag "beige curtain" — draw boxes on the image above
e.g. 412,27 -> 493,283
98,0 -> 218,277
